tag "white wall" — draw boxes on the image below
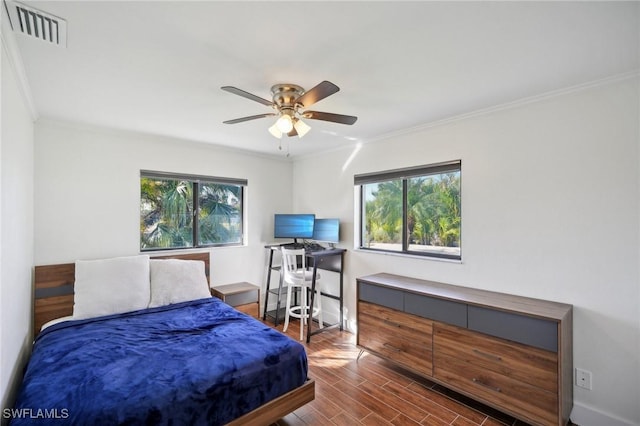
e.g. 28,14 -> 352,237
293,77 -> 640,426
34,120 -> 292,291
0,35 -> 35,410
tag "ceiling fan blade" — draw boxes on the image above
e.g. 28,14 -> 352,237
303,111 -> 358,125
295,81 -> 340,107
287,127 -> 298,137
223,113 -> 276,124
221,86 -> 274,107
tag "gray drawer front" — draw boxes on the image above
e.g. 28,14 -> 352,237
358,282 -> 404,310
404,293 -> 467,327
225,290 -> 258,307
468,306 -> 558,352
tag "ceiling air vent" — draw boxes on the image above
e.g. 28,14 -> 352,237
6,1 -> 67,47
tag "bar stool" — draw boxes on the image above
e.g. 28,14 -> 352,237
281,247 -> 323,340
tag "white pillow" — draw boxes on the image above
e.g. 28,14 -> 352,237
41,315 -> 74,331
148,259 -> 211,308
73,255 -> 151,320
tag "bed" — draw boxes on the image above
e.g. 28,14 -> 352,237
12,252 -> 314,425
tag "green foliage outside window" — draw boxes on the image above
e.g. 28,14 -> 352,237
197,182 -> 242,246
362,167 -> 461,259
140,175 -> 242,250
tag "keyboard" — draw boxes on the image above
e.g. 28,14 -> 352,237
281,242 -> 304,249
280,242 -> 326,252
303,242 -> 325,252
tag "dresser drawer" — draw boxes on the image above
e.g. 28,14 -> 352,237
434,323 -> 557,393
359,301 -> 433,335
359,318 -> 432,376
405,292 -> 467,327
359,282 -> 403,310
358,302 -> 433,376
468,305 -> 558,352
433,352 -> 558,426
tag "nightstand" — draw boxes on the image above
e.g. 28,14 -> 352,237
211,282 -> 260,318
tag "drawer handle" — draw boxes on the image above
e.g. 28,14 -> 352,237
472,349 -> 502,361
383,319 -> 402,328
472,378 -> 501,393
383,343 -> 402,352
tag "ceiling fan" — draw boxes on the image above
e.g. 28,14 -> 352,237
221,81 -> 357,139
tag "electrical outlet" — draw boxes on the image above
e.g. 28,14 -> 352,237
575,368 -> 592,390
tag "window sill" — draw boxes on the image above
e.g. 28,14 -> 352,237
353,247 -> 463,264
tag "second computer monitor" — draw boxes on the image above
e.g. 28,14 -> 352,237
312,218 -> 340,244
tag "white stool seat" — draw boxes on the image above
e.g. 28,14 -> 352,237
281,247 -> 323,340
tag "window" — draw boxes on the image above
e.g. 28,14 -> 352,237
140,170 -> 246,250
356,161 -> 461,260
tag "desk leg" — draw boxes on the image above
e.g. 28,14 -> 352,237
306,264 -> 319,343
262,248 -> 275,321
339,252 -> 344,331
274,273 -> 284,326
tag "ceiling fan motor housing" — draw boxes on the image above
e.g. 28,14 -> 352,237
271,84 -> 305,110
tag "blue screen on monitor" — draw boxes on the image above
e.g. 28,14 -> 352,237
312,218 -> 340,243
274,214 -> 315,239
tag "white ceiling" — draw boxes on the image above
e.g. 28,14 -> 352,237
6,1 -> 639,157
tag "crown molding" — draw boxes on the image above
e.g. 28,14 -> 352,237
1,0 -> 38,121
368,70 -> 640,145
36,117 -> 291,163
294,70 -> 640,162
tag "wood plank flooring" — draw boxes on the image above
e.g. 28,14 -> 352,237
264,319 -> 536,426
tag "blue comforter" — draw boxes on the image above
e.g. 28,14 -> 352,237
12,298 -> 308,425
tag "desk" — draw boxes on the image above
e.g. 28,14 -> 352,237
263,244 -> 346,342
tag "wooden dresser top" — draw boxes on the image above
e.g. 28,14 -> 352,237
357,273 -> 572,321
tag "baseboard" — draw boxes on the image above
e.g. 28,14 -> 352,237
570,402 -> 637,426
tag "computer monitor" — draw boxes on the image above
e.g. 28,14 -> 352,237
274,214 -> 315,243
312,218 -> 340,244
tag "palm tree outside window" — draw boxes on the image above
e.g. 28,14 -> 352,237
356,161 -> 461,260
140,171 -> 245,250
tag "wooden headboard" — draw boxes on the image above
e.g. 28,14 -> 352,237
33,252 -> 210,338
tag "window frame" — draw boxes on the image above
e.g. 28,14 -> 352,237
355,160 -> 461,261
140,170 -> 247,251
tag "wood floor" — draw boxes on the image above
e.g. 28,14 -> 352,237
265,319 -> 535,426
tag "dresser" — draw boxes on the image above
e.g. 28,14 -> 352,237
357,273 -> 572,426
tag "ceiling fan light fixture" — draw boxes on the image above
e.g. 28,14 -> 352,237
268,123 -> 282,139
222,81 -> 357,145
275,113 -> 293,133
294,118 -> 311,138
